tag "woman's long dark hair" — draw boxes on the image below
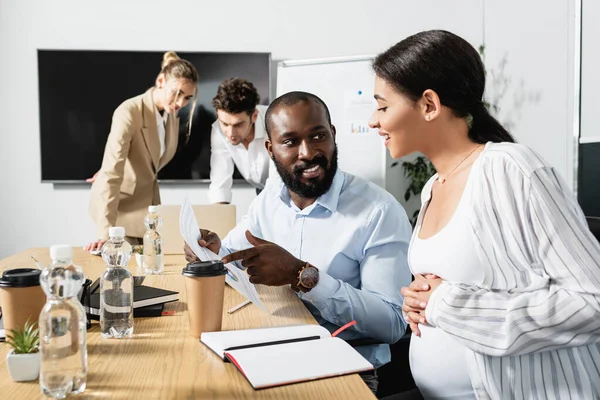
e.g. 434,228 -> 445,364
373,30 -> 515,144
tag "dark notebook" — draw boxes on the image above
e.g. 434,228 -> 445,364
85,285 -> 179,317
87,303 -> 164,320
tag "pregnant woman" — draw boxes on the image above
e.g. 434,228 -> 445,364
370,30 -> 600,399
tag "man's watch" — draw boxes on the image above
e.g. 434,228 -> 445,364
291,262 -> 319,293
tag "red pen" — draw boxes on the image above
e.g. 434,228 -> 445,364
332,320 -> 357,337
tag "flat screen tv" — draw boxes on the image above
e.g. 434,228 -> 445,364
37,50 -> 271,183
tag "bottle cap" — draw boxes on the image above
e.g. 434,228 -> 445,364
50,245 -> 73,261
148,205 -> 160,213
109,227 -> 126,238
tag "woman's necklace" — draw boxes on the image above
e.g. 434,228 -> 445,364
437,145 -> 481,184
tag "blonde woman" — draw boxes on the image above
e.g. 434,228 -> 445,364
86,51 -> 198,251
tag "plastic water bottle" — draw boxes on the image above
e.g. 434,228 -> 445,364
39,245 -> 88,398
100,226 -> 133,339
143,205 -> 164,274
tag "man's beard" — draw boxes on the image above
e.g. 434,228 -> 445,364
272,147 -> 338,199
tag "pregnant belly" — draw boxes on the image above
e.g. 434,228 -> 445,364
409,325 -> 476,399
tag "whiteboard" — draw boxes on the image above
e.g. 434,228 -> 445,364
276,56 -> 387,188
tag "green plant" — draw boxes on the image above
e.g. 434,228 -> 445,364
398,157 -> 436,225
6,319 -> 39,354
133,245 -> 144,255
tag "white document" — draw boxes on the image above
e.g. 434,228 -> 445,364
179,197 -> 213,261
179,197 -> 267,312
343,89 -> 377,136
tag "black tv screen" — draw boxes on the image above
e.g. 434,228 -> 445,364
579,142 -> 600,217
37,50 -> 271,182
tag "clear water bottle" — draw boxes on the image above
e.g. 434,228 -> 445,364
143,205 -> 164,274
39,245 -> 88,398
100,226 -> 133,339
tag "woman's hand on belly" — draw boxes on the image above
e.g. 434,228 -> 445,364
401,274 -> 443,336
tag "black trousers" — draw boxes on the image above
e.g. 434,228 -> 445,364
359,370 -> 379,395
380,389 -> 423,400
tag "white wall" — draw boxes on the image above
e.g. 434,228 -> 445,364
388,0 -> 578,220
0,0 -> 576,258
483,0 -> 577,188
581,0 -> 599,143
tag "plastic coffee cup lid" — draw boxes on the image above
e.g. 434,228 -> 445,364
0,268 -> 42,288
182,260 -> 227,277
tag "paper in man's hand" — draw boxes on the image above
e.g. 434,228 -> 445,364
179,197 -> 213,261
179,197 -> 267,312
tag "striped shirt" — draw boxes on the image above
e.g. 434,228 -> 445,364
421,142 -> 600,399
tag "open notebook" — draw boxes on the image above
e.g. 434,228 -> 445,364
201,324 -> 373,389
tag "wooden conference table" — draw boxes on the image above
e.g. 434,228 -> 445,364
0,248 -> 375,399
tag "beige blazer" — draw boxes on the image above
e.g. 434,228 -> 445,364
89,88 -> 179,239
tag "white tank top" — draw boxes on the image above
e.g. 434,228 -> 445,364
408,172 -> 483,400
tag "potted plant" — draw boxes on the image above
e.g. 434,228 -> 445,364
395,157 -> 436,226
133,245 -> 144,267
5,319 -> 40,382
390,155 -> 436,226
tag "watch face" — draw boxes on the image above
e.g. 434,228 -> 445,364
300,266 -> 319,288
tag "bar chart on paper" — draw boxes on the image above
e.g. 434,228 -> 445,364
345,89 -> 377,135
350,123 -> 371,134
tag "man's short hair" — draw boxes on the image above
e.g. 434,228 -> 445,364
212,78 -> 260,115
265,91 -> 332,138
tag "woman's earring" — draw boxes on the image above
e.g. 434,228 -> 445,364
425,115 -> 431,121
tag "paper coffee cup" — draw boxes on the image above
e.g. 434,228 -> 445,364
0,268 -> 46,334
182,261 -> 227,338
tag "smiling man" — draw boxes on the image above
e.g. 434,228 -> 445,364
186,91 -> 412,394
208,78 -> 273,203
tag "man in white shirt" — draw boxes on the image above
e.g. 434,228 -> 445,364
208,78 -> 272,203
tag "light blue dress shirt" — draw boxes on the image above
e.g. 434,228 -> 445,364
220,169 -> 412,367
